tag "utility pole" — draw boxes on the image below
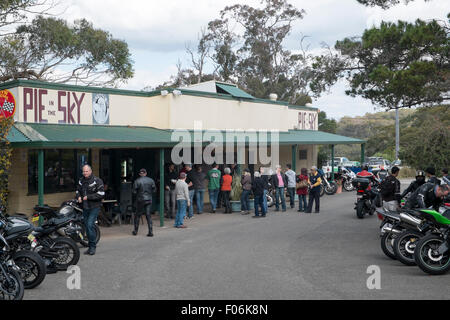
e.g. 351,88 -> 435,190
395,107 -> 399,160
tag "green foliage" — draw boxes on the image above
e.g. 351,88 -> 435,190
399,105 -> 450,172
318,111 -> 337,134
356,0 -> 430,9
0,117 -> 13,209
313,18 -> 449,110
0,4 -> 134,86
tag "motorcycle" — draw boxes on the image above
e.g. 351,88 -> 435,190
0,219 -> 24,300
352,177 -> 380,219
319,174 -> 338,197
413,206 -> 450,275
342,168 -> 356,192
34,200 -> 100,248
0,212 -> 47,290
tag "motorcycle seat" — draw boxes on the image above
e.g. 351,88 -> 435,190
34,205 -> 56,215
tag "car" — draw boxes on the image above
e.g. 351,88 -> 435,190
368,159 -> 391,173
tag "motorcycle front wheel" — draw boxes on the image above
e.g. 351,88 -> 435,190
414,234 -> 450,275
325,182 -> 337,195
319,184 -> 325,197
343,180 -> 354,192
0,266 -> 24,300
12,250 -> 47,289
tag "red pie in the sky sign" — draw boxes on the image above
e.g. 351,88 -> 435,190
0,89 -> 16,119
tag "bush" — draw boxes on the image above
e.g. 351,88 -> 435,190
397,166 -> 416,179
230,173 -> 242,201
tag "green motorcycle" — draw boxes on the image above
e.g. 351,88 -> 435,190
413,209 -> 450,275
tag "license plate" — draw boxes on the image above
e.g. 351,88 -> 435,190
78,232 -> 84,240
357,196 -> 362,200
27,234 -> 35,241
31,216 -> 39,222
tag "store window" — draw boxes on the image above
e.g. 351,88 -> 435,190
28,149 -> 91,195
299,149 -> 308,160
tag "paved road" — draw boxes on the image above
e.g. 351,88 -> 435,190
25,182 -> 449,300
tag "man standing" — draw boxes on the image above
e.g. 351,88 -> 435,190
380,166 -> 401,211
207,163 -> 221,213
252,171 -> 266,218
285,164 -> 297,209
260,167 -> 269,213
190,165 -> 207,214
76,164 -> 105,255
164,163 -> 178,219
185,164 -> 195,219
132,169 -> 156,237
305,166 -> 322,214
175,172 -> 190,228
271,165 -> 288,212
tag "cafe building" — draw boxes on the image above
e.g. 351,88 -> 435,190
3,79 -> 365,225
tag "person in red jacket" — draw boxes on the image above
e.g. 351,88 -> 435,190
296,168 -> 309,212
356,165 -> 379,191
221,167 -> 233,213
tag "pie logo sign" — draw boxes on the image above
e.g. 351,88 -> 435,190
0,89 -> 16,119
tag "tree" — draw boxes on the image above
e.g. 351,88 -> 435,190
317,111 -> 337,166
158,0 -> 321,105
0,2 -> 134,87
399,105 -> 449,172
356,0 -> 431,9
312,18 -> 449,110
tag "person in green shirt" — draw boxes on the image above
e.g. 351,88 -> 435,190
207,163 -> 221,213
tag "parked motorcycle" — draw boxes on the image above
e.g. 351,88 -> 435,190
0,219 -> 24,300
34,200 -> 100,248
352,177 -> 379,219
413,207 -> 450,275
342,168 -> 356,192
0,213 -> 47,289
319,175 -> 337,197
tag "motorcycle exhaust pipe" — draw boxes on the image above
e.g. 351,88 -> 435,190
399,213 -> 422,227
56,227 -> 66,236
381,225 -> 402,234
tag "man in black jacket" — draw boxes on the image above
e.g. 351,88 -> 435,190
164,163 -> 178,219
404,183 -> 450,211
381,166 -> 401,211
426,167 -> 441,185
252,171 -> 267,217
76,164 -> 105,255
401,170 -> 426,199
132,168 -> 156,237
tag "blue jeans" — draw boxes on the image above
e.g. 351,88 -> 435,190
241,189 -> 251,211
188,190 -> 195,218
175,200 -> 187,227
263,189 -> 268,212
275,187 -> 286,210
208,189 -> 220,211
298,194 -> 307,211
287,187 -> 296,208
254,195 -> 266,216
195,189 -> 205,213
83,207 -> 100,250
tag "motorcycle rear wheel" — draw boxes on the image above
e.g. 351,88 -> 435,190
51,237 -> 80,271
76,222 -> 101,248
393,230 -> 422,266
356,201 -> 365,219
381,231 -> 397,260
414,234 -> 450,275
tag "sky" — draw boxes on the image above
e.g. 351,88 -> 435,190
55,0 -> 449,120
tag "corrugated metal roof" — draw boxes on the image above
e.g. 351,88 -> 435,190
6,126 -> 30,143
9,123 -> 365,148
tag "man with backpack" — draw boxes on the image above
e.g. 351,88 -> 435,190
380,166 -> 401,212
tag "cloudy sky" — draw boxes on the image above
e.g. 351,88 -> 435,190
58,0 -> 448,119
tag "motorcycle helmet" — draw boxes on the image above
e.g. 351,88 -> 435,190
416,170 -> 425,183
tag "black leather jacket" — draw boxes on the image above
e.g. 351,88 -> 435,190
133,176 -> 156,203
76,175 -> 105,210
401,179 -> 425,198
404,182 -> 443,211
